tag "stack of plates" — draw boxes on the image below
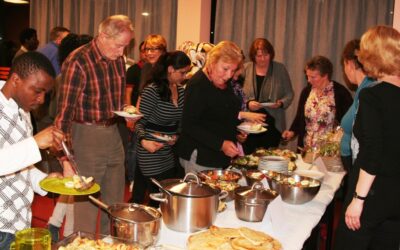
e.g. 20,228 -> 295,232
258,156 -> 288,173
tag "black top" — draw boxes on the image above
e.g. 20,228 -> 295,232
353,82 -> 400,177
177,70 -> 241,168
289,81 -> 353,148
126,63 -> 142,105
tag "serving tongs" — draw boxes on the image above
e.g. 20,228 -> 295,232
61,141 -> 91,190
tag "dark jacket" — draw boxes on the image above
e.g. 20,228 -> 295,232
177,70 -> 241,168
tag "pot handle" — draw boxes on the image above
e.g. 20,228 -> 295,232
218,190 -> 229,200
149,193 -> 168,203
251,182 -> 265,190
183,172 -> 200,184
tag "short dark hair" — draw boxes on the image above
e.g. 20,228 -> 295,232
305,55 -> 333,80
58,33 -> 93,66
341,39 -> 364,71
249,38 -> 275,62
50,26 -> 70,41
19,28 -> 37,44
10,51 -> 56,79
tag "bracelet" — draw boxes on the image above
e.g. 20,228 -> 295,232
353,191 -> 367,200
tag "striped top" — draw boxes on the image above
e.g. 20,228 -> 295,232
136,83 -> 184,176
55,38 -> 126,138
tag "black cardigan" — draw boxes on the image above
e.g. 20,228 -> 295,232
177,70 -> 241,168
290,81 -> 353,148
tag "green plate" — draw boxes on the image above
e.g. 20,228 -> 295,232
40,177 -> 100,195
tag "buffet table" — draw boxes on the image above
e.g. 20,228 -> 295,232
157,157 -> 346,250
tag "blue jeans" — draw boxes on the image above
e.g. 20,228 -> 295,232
0,231 -> 15,250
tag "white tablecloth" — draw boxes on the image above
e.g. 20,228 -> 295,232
156,157 -> 346,250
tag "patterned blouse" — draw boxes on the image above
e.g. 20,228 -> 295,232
304,81 -> 336,148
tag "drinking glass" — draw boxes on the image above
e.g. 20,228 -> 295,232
10,228 -> 51,250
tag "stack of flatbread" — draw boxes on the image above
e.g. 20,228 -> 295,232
187,225 -> 281,250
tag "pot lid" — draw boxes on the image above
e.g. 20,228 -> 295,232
161,173 -> 220,197
235,182 -> 278,202
109,203 -> 161,223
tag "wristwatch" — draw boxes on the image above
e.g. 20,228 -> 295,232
353,192 -> 367,200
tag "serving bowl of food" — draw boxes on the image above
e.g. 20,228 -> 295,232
294,169 -> 325,183
244,169 -> 266,186
197,169 -> 242,183
198,170 -> 242,201
266,171 -> 321,204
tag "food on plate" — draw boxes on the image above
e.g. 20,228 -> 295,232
210,225 -> 241,239
250,123 -> 263,131
64,181 -> 74,189
187,230 -> 227,250
232,155 -> 259,168
254,148 -> 297,161
123,105 -> 138,114
58,236 -> 139,250
187,226 -> 281,250
153,132 -> 173,141
72,175 -> 94,190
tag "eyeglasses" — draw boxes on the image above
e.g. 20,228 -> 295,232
144,47 -> 163,52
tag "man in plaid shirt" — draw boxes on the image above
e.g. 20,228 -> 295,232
55,15 -> 136,234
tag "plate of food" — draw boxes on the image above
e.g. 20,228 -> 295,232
237,123 -> 267,134
260,102 -> 275,108
231,155 -> 259,169
150,133 -> 174,142
40,175 -> 100,195
187,225 -> 281,250
113,106 -> 143,119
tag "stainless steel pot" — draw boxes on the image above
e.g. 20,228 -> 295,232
89,197 -> 161,247
234,182 -> 278,222
150,173 -> 227,232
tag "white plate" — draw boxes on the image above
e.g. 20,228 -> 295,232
113,111 -> 143,119
260,102 -> 275,107
295,169 -> 325,182
237,126 -> 267,134
151,133 -> 174,142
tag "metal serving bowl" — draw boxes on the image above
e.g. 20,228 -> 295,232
197,169 -> 242,183
244,169 -> 266,186
266,171 -> 321,204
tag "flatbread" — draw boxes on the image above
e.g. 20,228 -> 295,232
210,225 -> 241,239
187,231 -> 227,250
187,226 -> 281,250
231,237 -> 281,250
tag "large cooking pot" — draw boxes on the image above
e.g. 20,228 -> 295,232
89,197 -> 161,247
149,173 -> 227,232
234,182 -> 278,222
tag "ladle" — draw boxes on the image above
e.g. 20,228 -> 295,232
151,178 -> 173,196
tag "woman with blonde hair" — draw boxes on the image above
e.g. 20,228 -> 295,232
334,26 -> 400,250
178,41 -> 259,173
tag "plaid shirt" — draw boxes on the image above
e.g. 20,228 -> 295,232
0,83 -> 47,233
55,38 -> 126,138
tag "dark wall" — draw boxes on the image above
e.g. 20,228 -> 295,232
0,0 -> 30,66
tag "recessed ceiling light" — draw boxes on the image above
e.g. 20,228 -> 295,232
4,0 -> 29,4
142,12 -> 150,16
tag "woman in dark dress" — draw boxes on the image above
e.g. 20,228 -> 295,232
334,26 -> 400,250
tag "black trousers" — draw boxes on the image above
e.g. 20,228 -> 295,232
131,166 -> 179,208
